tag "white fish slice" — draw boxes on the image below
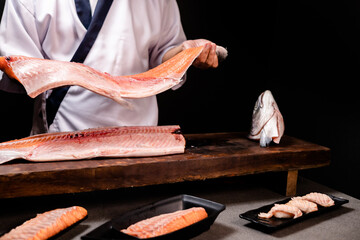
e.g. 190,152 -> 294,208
258,204 -> 303,219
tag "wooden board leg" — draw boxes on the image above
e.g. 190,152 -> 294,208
286,170 -> 298,196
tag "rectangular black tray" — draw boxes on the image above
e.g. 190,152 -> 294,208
239,194 -> 348,230
82,194 -> 225,240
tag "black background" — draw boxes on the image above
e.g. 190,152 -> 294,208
0,0 -> 359,199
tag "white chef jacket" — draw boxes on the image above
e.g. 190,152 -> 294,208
0,0 -> 186,134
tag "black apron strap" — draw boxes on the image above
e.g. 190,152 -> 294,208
74,0 -> 92,29
46,0 -> 113,126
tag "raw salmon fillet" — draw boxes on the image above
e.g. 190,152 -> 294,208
286,198 -> 318,213
0,206 -> 87,240
0,47 -> 205,107
0,125 -> 185,164
300,192 -> 335,207
121,207 -> 208,238
258,204 -> 303,219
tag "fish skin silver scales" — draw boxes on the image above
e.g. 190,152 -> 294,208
248,90 -> 285,147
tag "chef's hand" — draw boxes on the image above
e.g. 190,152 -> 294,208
182,39 -> 219,69
162,39 -> 219,69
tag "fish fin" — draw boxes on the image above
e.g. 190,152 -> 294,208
0,151 -> 23,164
259,129 -> 272,147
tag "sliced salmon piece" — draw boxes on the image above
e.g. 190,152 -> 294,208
286,198 -> 318,213
258,204 -> 303,219
300,192 -> 335,207
121,207 -> 208,238
0,206 -> 87,240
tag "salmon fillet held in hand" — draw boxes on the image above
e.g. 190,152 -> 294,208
0,206 -> 87,240
0,47 -> 205,107
121,207 -> 208,239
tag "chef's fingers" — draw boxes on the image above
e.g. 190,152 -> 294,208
207,43 -> 219,68
193,43 -> 219,69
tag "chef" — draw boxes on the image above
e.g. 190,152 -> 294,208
0,0 -> 219,135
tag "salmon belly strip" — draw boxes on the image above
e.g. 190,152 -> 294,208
121,207 -> 208,239
0,47 -> 204,106
0,206 -> 87,240
0,125 -> 185,164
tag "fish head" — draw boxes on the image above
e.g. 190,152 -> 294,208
249,90 -> 284,147
250,90 -> 277,136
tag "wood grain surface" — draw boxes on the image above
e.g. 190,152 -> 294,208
0,133 -> 330,198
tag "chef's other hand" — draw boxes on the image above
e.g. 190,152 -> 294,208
162,39 -> 219,69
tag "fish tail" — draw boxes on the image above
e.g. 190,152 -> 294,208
216,46 -> 228,62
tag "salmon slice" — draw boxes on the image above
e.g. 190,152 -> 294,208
299,192 -> 335,207
0,125 -> 185,164
0,47 -> 205,107
0,206 -> 87,240
121,207 -> 208,239
286,198 -> 318,214
258,204 -> 303,219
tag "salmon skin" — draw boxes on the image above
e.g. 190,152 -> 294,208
0,206 -> 87,240
0,125 -> 185,164
0,47 -> 205,107
121,207 -> 208,239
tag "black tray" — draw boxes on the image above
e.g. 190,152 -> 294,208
239,194 -> 348,230
82,194 -> 225,240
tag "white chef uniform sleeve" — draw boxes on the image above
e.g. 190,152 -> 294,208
148,0 -> 187,90
0,0 -> 44,93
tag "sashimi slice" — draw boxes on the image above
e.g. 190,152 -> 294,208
121,207 -> 208,239
0,206 -> 87,240
300,192 -> 335,207
286,198 -> 318,214
0,47 -> 205,107
0,125 -> 185,164
258,204 -> 303,219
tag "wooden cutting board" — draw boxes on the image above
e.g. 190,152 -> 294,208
0,132 -> 330,198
